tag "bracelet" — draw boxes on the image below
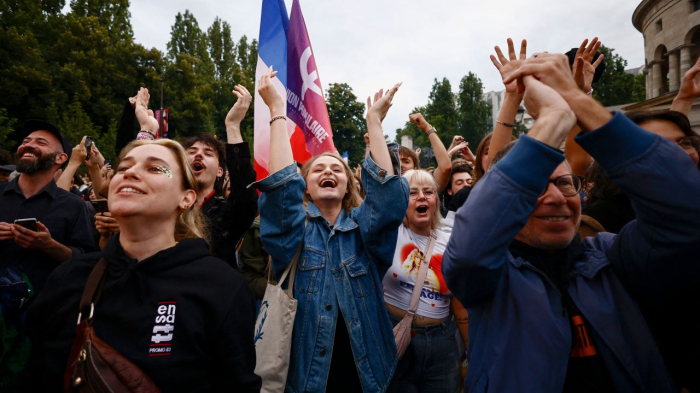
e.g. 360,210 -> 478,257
136,130 -> 156,140
426,127 -> 437,136
587,88 -> 594,96
270,115 -> 287,125
496,120 -> 515,127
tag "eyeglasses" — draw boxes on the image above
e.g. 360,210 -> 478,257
409,187 -> 436,200
678,136 -> 700,153
540,174 -> 584,198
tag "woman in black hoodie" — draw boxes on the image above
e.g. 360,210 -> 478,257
25,139 -> 261,392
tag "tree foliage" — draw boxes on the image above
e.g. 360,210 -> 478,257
593,45 -> 646,107
0,2 -> 261,158
457,72 -> 491,148
326,83 -> 366,166
396,73 -> 491,162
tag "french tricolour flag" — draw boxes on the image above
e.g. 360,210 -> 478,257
254,0 -> 335,181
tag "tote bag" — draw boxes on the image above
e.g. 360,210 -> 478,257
253,243 -> 303,393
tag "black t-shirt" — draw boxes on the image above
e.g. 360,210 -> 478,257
509,237 -> 616,392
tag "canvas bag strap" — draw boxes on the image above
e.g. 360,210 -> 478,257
405,233 -> 437,318
77,258 -> 109,325
280,241 -> 303,298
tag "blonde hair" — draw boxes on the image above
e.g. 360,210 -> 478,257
117,139 -> 209,243
301,153 -> 363,212
402,169 -> 443,231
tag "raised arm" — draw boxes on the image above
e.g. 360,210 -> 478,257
259,68 -> 293,174
366,84 -> 401,174
487,38 -> 526,167
565,38 -> 605,175
505,52 -> 700,295
222,84 -> 258,246
255,67 -> 305,274
85,141 -> 104,196
57,136 -> 88,191
444,75 -> 576,306
134,88 -> 159,140
409,112 -> 451,191
352,85 -> 409,271
670,56 -> 700,117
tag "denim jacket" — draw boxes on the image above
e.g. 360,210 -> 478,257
444,113 -> 700,392
256,154 -> 409,393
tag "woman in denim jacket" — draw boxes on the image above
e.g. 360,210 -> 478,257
255,69 -> 409,392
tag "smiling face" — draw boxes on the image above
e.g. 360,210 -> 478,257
186,141 -> 223,191
109,144 -> 196,221
515,162 -> 581,251
640,120 -> 699,166
304,155 -> 349,205
15,130 -> 66,175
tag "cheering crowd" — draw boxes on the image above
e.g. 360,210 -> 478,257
1,37 -> 700,393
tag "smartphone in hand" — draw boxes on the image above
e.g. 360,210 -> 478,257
85,136 -> 93,160
14,218 -> 38,232
90,199 -> 109,213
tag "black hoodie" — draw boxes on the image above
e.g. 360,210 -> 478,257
25,235 -> 261,392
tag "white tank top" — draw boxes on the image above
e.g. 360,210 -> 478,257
382,213 -> 455,319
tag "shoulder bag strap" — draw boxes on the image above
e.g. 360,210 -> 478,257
77,258 -> 109,325
280,241 -> 304,298
406,233 -> 437,317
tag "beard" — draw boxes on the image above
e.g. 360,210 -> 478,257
15,148 -> 58,175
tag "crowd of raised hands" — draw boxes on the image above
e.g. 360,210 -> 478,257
4,33 -> 700,393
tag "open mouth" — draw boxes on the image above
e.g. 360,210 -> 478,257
320,178 -> 337,188
416,205 -> 429,214
192,161 -> 205,173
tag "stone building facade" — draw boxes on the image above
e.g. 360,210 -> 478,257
630,0 -> 700,129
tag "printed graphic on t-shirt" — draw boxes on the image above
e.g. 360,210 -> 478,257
571,315 -> 597,357
399,243 -> 449,294
382,225 -> 452,319
149,301 -> 177,356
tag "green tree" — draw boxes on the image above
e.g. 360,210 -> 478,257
325,83 -> 366,166
426,78 -> 459,146
0,108 -> 18,151
165,11 -> 216,137
593,45 -> 646,106
457,72 -> 491,148
167,10 -> 209,62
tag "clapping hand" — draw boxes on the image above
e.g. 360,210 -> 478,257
69,136 -> 89,165
135,87 -> 159,134
226,84 -> 253,128
491,38 -> 528,95
258,67 -> 285,116
572,37 -> 604,94
366,83 -> 401,122
676,57 -> 700,104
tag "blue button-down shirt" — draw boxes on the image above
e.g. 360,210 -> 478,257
256,154 -> 409,393
0,177 -> 96,294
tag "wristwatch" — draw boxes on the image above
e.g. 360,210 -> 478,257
426,127 -> 437,136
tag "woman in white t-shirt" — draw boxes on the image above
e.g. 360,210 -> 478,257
383,169 -> 469,392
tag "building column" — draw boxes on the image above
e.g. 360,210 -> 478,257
669,50 -> 680,91
680,45 -> 693,79
651,61 -> 662,98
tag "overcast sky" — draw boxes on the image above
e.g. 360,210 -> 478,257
79,0 -> 647,138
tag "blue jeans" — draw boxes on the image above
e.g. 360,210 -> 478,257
388,313 -> 461,393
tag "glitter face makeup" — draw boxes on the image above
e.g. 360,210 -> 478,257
154,165 -> 174,179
